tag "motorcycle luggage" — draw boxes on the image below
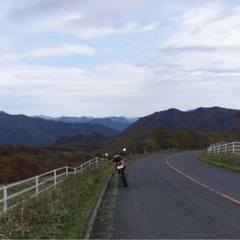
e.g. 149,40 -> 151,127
113,155 -> 122,162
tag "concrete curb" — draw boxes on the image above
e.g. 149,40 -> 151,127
83,170 -> 114,239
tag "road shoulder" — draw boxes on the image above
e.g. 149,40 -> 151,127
89,172 -> 118,239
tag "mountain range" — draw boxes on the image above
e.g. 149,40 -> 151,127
124,106 -> 240,135
0,106 -> 240,146
0,112 -> 124,146
34,115 -> 137,132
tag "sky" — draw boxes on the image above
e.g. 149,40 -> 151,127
1,0 -> 240,118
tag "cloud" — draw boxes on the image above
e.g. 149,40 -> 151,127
1,56 -> 239,117
163,3 -> 240,48
0,43 -> 95,61
0,62 -> 160,116
1,0 -> 240,117
7,0 -> 160,39
0,62 -> 148,96
36,15 -> 159,39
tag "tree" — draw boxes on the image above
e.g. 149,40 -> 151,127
150,127 -> 173,149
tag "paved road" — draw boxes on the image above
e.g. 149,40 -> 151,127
113,151 -> 240,239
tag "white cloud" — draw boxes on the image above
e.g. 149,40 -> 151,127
1,0 -> 240,117
36,14 -> 159,39
1,55 -> 239,117
0,62 -> 164,116
6,0 -> 161,39
0,44 -> 95,61
163,3 -> 240,48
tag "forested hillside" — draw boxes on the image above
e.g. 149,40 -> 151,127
1,106 -> 240,184
0,112 -> 118,146
124,107 -> 240,134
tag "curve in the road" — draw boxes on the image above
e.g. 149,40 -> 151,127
91,151 -> 240,239
166,156 -> 240,206
112,151 -> 240,239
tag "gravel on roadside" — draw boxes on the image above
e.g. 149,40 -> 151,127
89,172 -> 119,239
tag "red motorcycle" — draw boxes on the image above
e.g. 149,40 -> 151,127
113,155 -> 127,188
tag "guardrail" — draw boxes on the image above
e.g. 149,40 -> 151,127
0,157 -> 105,214
207,142 -> 240,154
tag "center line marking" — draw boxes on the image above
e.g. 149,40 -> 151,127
165,157 -> 240,206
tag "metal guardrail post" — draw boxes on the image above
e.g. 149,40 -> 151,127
36,176 -> 39,196
66,166 -> 69,177
3,186 -> 7,212
54,170 -> 57,189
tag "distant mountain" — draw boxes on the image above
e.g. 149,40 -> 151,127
0,112 -> 118,146
2,107 -> 240,147
124,107 -> 240,135
33,115 -> 137,131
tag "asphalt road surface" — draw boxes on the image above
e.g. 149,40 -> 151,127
112,151 -> 240,239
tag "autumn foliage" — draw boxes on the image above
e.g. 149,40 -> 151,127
1,128 -> 240,184
0,145 -> 93,184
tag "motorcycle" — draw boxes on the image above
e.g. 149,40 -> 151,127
113,155 -> 128,188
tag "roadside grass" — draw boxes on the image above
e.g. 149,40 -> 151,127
0,174 -> 61,213
198,151 -> 240,172
0,151 -> 171,239
0,163 -> 113,239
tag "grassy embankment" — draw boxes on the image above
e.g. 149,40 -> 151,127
0,151 -> 187,239
198,151 -> 240,172
0,162 -> 113,239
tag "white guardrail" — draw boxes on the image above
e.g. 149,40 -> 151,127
0,157 -> 105,214
207,142 -> 240,154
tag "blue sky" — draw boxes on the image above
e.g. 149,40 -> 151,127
1,0 -> 240,117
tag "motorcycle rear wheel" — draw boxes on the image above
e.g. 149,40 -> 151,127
120,172 -> 128,187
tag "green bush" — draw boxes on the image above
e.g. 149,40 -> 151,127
0,163 -> 113,239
